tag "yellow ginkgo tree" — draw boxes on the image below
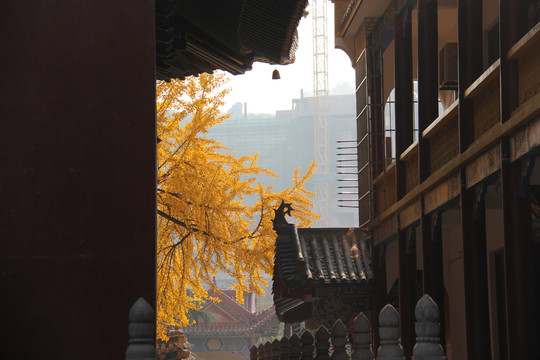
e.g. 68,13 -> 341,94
156,72 -> 319,338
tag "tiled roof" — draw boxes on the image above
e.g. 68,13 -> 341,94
273,298 -> 304,316
274,226 -> 374,288
183,307 -> 278,336
270,202 -> 374,323
182,291 -> 279,337
155,0 -> 309,81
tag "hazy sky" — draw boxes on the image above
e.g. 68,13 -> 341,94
221,3 -> 356,115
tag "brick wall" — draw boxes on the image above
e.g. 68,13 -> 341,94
473,80 -> 501,140
405,151 -> 419,193
518,43 -> 540,105
375,165 -> 397,214
430,116 -> 459,173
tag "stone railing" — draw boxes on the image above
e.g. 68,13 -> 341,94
250,294 -> 445,360
126,298 -> 156,360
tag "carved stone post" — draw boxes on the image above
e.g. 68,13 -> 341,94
251,344 -> 259,360
330,319 -> 349,360
413,295 -> 446,360
352,313 -> 372,360
264,341 -> 272,360
315,326 -> 330,360
300,330 -> 315,359
289,333 -> 301,360
126,298 -> 156,360
376,305 -> 405,360
272,339 -> 282,360
280,336 -> 290,360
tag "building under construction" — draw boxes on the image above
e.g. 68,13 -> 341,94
211,92 -> 358,227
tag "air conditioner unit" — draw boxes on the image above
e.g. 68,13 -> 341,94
440,43 -> 458,90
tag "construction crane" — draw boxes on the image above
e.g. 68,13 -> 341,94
312,0 -> 330,226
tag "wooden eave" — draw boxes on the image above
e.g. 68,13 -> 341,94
155,0 -> 309,81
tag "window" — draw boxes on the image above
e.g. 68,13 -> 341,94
384,81 -> 443,165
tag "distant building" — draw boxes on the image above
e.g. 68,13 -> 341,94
182,290 -> 279,360
211,92 -> 359,227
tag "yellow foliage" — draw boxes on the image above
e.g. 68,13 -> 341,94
156,72 -> 319,339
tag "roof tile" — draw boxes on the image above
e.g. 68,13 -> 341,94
274,227 -> 373,287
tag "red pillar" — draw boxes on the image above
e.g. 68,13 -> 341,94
457,0 -> 483,151
371,243 -> 387,356
501,159 -> 538,360
456,2 -> 492,355
421,212 -> 445,350
499,1 -> 538,358
394,8 -> 414,201
499,0 -> 528,123
0,1 -> 157,358
398,227 -> 417,359
417,0 -> 438,182
460,183 -> 491,360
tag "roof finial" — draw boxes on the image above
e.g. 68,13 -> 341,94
272,200 -> 293,231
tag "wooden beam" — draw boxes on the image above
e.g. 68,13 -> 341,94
506,17 -> 540,60
465,144 -> 501,189
463,59 -> 500,99
422,100 -> 459,139
370,90 -> 540,230
423,172 -> 460,214
399,141 -> 418,161
399,199 -> 421,229
282,301 -> 313,324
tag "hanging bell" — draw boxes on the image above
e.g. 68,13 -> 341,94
272,68 -> 281,80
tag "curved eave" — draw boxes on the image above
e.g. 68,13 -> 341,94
156,0 -> 309,81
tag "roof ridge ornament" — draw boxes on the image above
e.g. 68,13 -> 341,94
272,200 -> 293,231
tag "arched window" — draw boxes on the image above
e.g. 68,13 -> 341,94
384,81 -> 443,165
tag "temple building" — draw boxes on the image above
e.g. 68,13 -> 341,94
331,0 -> 540,359
272,202 -> 373,331
1,0 -> 308,357
181,290 -> 279,360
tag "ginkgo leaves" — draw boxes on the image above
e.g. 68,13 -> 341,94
156,72 -> 318,339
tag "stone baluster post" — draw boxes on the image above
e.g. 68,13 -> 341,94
251,344 -> 258,360
330,319 -> 349,360
280,335 -> 290,360
351,313 -> 372,360
289,333 -> 301,360
376,305 -> 405,360
315,326 -> 330,360
126,298 -> 156,360
300,330 -> 315,360
272,339 -> 282,360
264,341 -> 272,360
413,295 -> 446,360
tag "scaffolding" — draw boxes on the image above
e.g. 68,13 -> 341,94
312,0 -> 330,225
